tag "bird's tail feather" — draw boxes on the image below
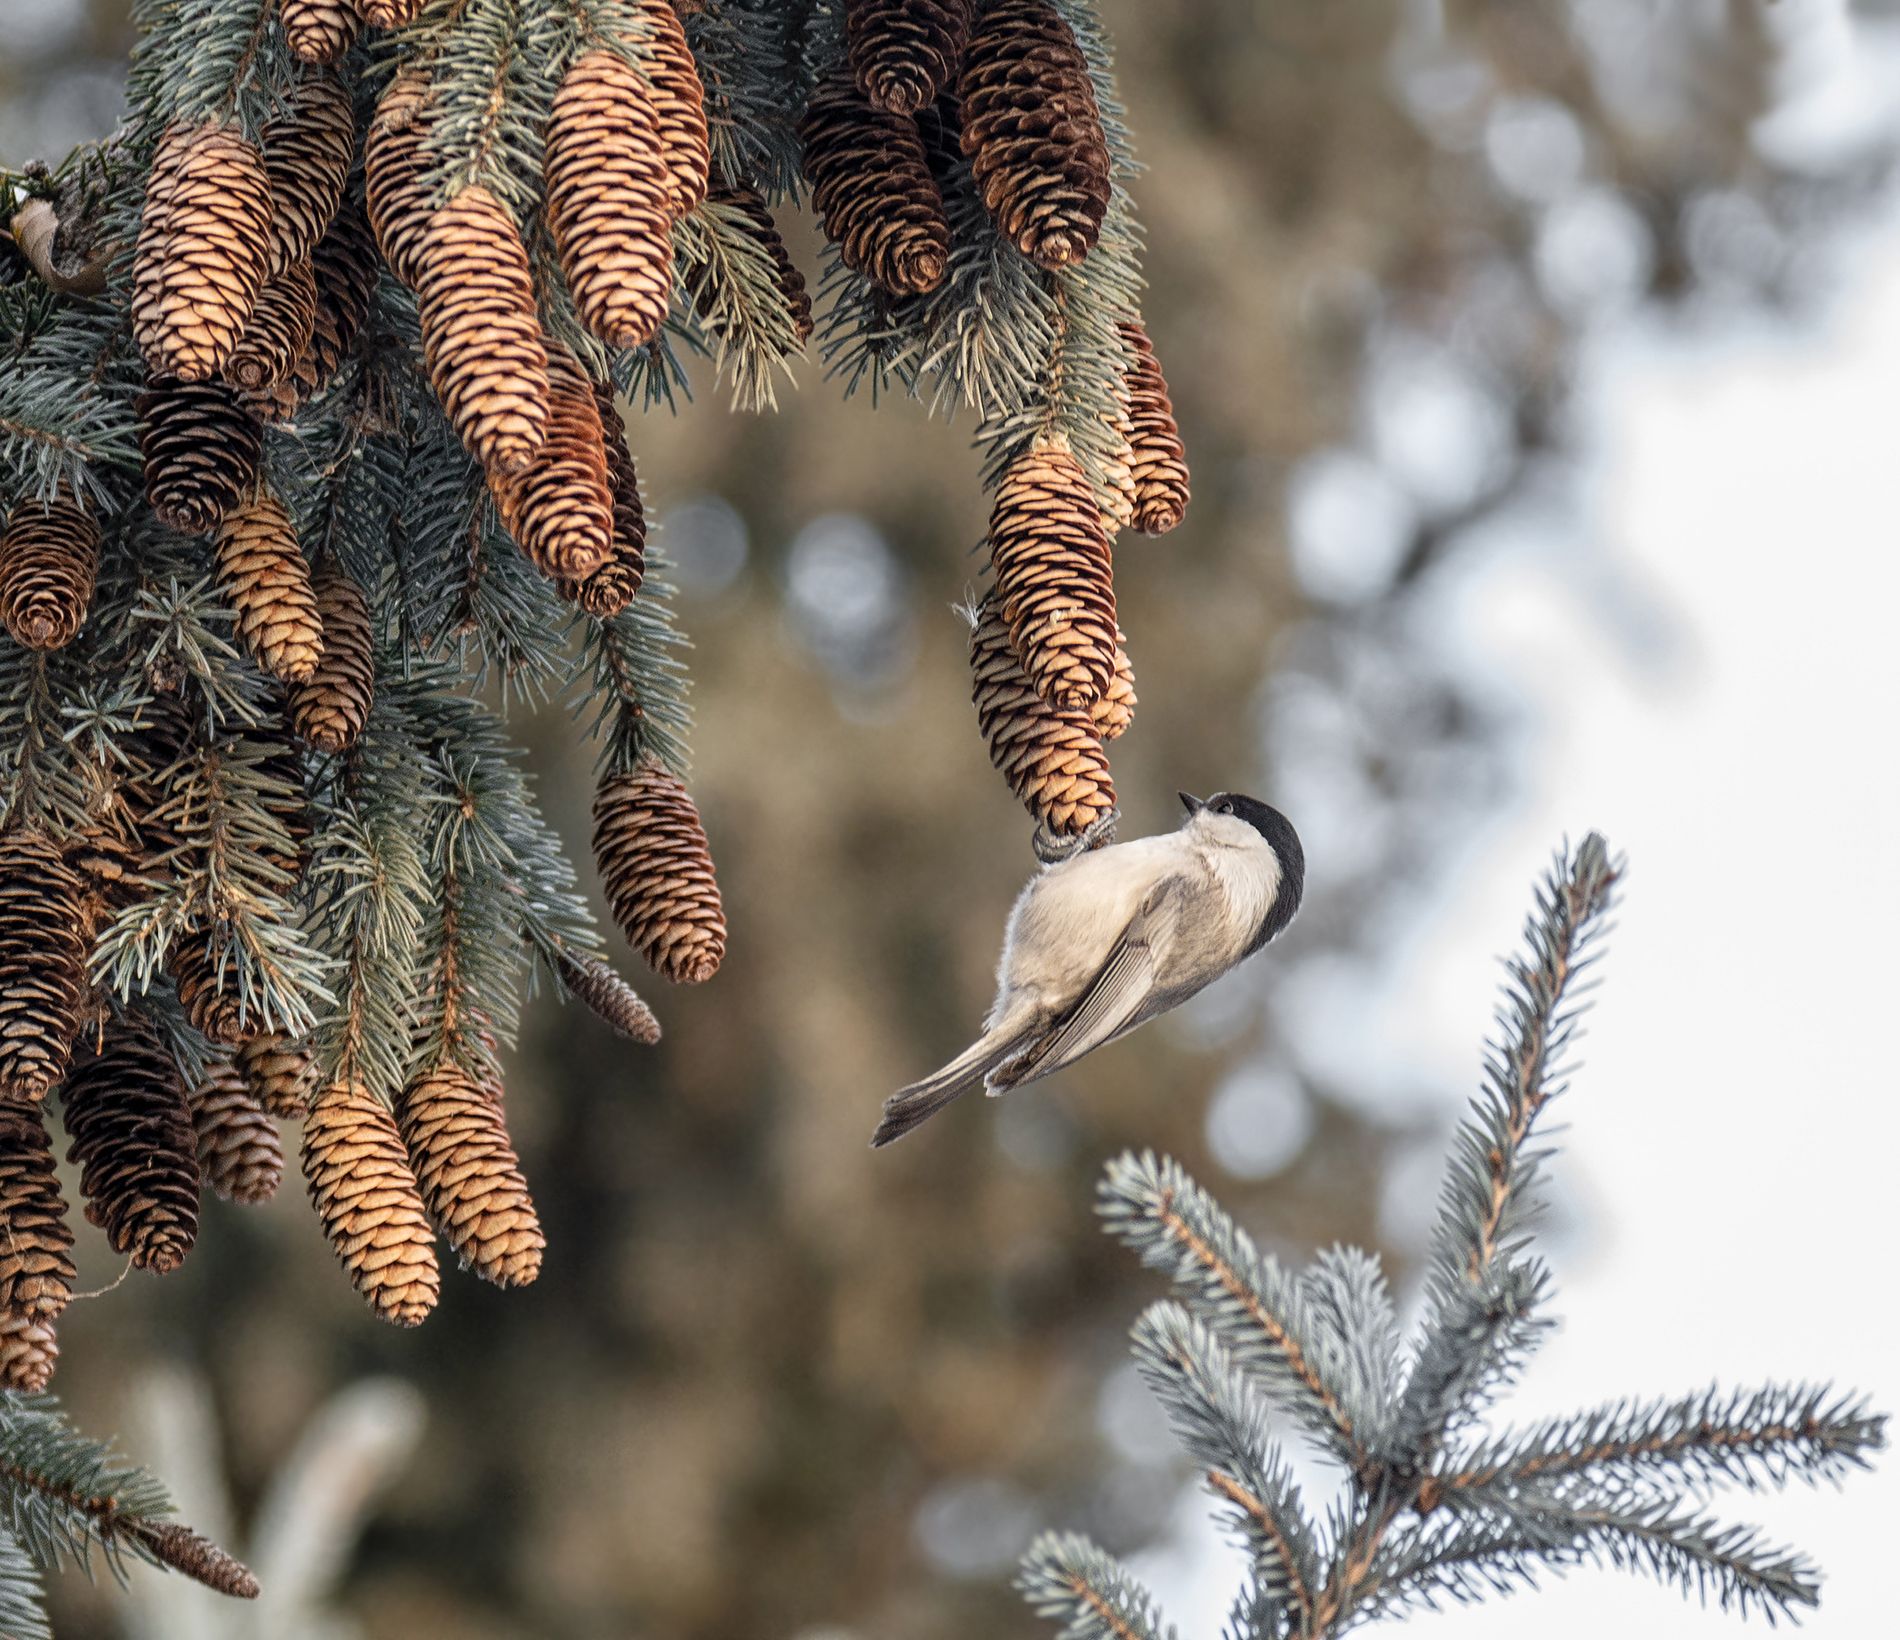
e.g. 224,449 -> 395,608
871,1028 -> 1033,1147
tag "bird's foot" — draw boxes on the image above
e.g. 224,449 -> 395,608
1032,806 -> 1120,866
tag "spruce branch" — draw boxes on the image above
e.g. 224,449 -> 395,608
1440,1383 -> 1886,1502
1099,1151 -> 1378,1469
1131,1301 -> 1321,1630
1026,835 -> 1885,1640
0,1392 -> 255,1599
675,199 -> 806,412
1018,1532 -> 1178,1640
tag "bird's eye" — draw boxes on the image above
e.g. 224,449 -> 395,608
1213,799 -> 1231,815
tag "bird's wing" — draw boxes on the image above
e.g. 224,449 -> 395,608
988,876 -> 1183,1092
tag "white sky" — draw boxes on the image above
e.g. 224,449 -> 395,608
1136,189 -> 1900,1640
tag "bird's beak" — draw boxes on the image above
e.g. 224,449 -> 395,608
1178,791 -> 1205,816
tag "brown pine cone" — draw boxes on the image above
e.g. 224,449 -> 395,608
214,486 -> 324,684
969,593 -> 1116,835
365,70 -> 434,289
289,565 -> 374,751
556,386 -> 646,616
638,0 -> 711,220
800,73 -> 950,296
262,69 -> 355,275
415,185 -> 551,477
169,933 -> 247,1045
0,1312 -> 59,1392
304,194 -> 379,385
555,948 -> 661,1045
0,832 -> 89,1103
989,433 -> 1118,710
700,181 -> 813,346
187,1059 -> 284,1205
847,0 -> 973,116
545,49 -> 674,350
235,1032 -> 318,1118
131,1522 -> 259,1600
301,1078 -> 439,1326
0,491 -> 100,651
61,1022 -> 201,1275
133,120 -> 276,381
0,1100 -> 76,1320
1120,319 -> 1190,534
281,0 -> 361,64
1091,633 -> 1136,742
489,348 -> 613,582
593,763 -> 726,984
224,258 -> 318,392
138,373 -> 263,535
959,0 -> 1111,270
398,1062 -> 544,1288
357,0 -> 425,25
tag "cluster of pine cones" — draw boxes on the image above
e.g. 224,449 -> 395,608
0,0 -> 744,1382
802,1 -> 1191,840
0,0 -> 1191,1378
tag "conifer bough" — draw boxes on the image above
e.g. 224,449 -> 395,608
1022,837 -> 1888,1637
1,0 -> 1188,1361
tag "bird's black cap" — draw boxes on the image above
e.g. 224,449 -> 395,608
1193,792 -> 1305,955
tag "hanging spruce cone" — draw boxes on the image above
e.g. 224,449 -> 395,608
301,1079 -> 439,1326
1091,635 -> 1136,742
969,593 -> 1116,835
556,386 -> 646,615
959,0 -> 1111,270
0,1101 -> 76,1321
702,182 -> 813,345
989,433 -> 1118,710
545,49 -> 674,350
138,374 -> 262,535
235,1033 -> 317,1118
800,73 -> 951,296
131,1521 -> 260,1600
357,0 -> 426,25
398,1062 -> 545,1288
261,69 -> 354,274
0,1313 -> 58,1392
593,763 -> 726,984
187,1059 -> 284,1206
489,349 -> 614,582
847,0 -> 972,116
169,934 -> 247,1045
133,120 -> 276,381
415,185 -> 551,477
365,70 -> 434,289
61,1023 -> 201,1275
223,259 -> 318,392
289,565 -> 374,751
281,0 -> 361,64
0,832 -> 88,1103
304,194 -> 379,385
1119,320 -> 1190,534
638,0 -> 711,219
214,486 -> 323,684
555,948 -> 661,1045
0,491 -> 100,652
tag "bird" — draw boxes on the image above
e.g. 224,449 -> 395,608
871,791 -> 1304,1147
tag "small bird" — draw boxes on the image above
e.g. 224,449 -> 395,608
872,791 -> 1304,1147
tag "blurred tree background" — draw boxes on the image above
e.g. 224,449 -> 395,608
5,2 -> 1892,1636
